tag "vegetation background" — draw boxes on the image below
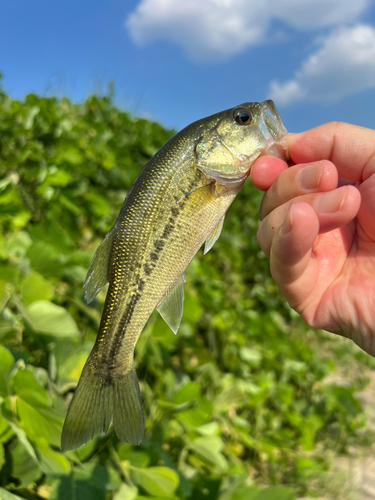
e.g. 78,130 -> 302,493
0,81 -> 374,500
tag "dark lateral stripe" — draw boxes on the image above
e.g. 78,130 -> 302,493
143,263 -> 152,275
107,289 -> 142,367
143,215 -> 176,275
161,223 -> 173,239
154,239 -> 165,251
150,252 -> 158,262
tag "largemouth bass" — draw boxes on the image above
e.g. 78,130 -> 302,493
61,100 -> 287,451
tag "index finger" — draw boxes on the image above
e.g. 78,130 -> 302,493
288,122 -> 375,182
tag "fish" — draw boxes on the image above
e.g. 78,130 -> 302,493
61,100 -> 287,451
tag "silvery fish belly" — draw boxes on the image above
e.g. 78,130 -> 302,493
61,100 -> 287,451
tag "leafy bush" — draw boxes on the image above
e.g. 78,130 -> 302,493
0,82 -> 369,499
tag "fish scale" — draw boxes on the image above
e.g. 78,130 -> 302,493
61,100 -> 287,451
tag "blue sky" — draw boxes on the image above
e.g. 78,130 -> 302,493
1,0 -> 375,133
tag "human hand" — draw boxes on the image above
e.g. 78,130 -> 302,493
251,122 -> 375,356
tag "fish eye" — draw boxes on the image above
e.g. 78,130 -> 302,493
233,107 -> 252,126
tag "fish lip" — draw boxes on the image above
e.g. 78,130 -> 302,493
259,100 -> 288,160
198,166 -> 248,186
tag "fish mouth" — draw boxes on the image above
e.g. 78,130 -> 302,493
258,100 -> 288,160
198,167 -> 248,187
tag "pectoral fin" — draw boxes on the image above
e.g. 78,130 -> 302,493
157,275 -> 185,335
204,216 -> 225,255
83,226 -> 115,304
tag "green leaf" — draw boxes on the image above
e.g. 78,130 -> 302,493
0,279 -> 9,312
113,484 -> 138,500
26,241 -> 62,277
16,398 -> 63,447
11,369 -> 63,447
239,347 -> 262,367
5,232 -> 32,259
174,382 -> 213,429
0,488 -> 25,500
74,438 -> 98,462
6,421 -> 40,466
189,437 -> 228,472
174,382 -> 201,404
54,343 -> 91,382
10,440 -> 43,488
21,271 -> 54,304
37,439 -> 70,476
0,345 -> 13,373
49,463 -> 110,500
0,442 -> 4,469
295,457 -> 320,480
24,105 -> 39,129
195,422 -> 220,436
12,368 -> 50,407
130,466 -> 179,498
27,300 -> 79,337
0,346 -> 14,397
0,414 -> 12,443
183,291 -> 203,324
118,447 -> 150,468
220,481 -> 261,500
176,405 -> 211,429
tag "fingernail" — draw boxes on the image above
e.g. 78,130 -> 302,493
316,189 -> 346,213
298,162 -> 323,190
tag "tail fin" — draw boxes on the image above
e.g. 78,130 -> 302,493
61,361 -> 144,452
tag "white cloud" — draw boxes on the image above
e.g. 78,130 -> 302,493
269,24 -> 375,105
271,0 -> 370,30
126,0 -> 370,62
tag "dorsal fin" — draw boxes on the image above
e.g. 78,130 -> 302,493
204,216 -> 225,255
83,226 -> 116,304
157,275 -> 185,335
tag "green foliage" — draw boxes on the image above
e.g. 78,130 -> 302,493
0,83 -> 369,499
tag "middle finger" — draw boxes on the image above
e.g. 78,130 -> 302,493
257,185 -> 360,258
259,160 -> 338,220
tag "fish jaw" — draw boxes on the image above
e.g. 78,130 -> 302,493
258,100 -> 288,160
197,167 -> 248,187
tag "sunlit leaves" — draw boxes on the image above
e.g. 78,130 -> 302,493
0,414 -> 13,444
0,487 -> 25,500
49,464 -> 111,500
113,483 -> 138,500
37,438 -> 70,475
27,300 -> 79,338
129,466 -> 180,497
0,346 -> 14,397
21,271 -> 54,304
10,441 -> 43,488
0,443 -> 4,470
0,86 -> 368,500
189,437 -> 228,472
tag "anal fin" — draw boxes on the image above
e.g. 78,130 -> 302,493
157,275 -> 185,335
83,226 -> 115,304
204,216 -> 225,254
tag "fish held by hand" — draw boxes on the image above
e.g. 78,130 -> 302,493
61,100 -> 287,451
